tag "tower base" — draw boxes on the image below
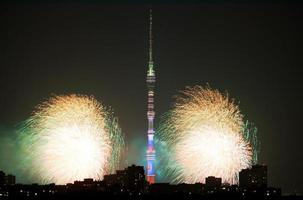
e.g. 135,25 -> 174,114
147,175 -> 155,184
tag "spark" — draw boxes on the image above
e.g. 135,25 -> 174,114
18,94 -> 124,185
157,86 -> 257,184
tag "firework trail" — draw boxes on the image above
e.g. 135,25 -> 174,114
156,86 -> 258,184
243,120 -> 259,165
18,94 -> 124,185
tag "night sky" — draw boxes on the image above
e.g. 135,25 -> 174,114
1,1 -> 303,194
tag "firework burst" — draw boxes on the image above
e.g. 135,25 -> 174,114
157,86 -> 258,184
18,94 -> 124,185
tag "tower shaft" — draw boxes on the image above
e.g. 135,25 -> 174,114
146,8 -> 156,184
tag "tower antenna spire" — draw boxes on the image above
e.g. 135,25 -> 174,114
149,8 -> 153,64
147,8 -> 154,76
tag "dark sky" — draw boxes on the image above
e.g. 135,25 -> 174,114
1,1 -> 303,194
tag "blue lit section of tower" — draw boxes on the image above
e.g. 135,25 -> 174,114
146,8 -> 156,184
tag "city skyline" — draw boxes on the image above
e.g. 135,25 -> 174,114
0,2 -> 303,195
0,163 -> 283,199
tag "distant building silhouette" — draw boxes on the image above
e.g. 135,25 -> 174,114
5,175 -> 15,186
0,171 -> 5,185
73,178 -> 95,187
205,176 -> 222,189
104,165 -> 147,194
239,164 -> 267,188
149,183 -> 174,195
0,165 -> 284,199
150,183 -> 205,195
0,171 -> 15,186
124,165 -> 146,193
176,183 -> 203,194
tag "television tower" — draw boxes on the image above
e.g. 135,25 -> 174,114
146,8 -> 156,184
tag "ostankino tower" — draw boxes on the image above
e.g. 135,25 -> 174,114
146,8 -> 156,184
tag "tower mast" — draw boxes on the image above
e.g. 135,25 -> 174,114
146,8 -> 156,184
